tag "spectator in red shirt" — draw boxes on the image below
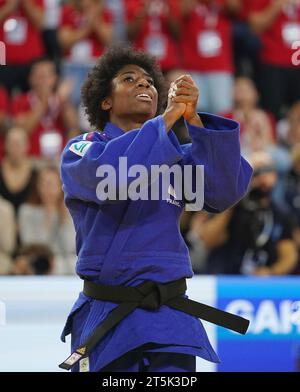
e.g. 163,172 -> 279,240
11,58 -> 79,158
125,0 -> 181,73
58,0 -> 113,106
248,0 -> 300,119
178,0 -> 240,114
0,0 -> 45,94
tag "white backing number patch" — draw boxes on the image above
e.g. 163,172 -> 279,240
69,141 -> 92,157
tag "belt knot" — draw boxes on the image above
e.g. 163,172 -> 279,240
136,281 -> 164,311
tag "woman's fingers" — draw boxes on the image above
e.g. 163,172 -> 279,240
169,83 -> 197,97
173,87 -> 197,96
173,81 -> 195,93
174,75 -> 197,89
172,94 -> 198,103
174,79 -> 194,88
171,76 -> 198,94
174,74 -> 193,84
168,74 -> 199,107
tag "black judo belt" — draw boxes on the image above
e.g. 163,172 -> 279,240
59,278 -> 249,370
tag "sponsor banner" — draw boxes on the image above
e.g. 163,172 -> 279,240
217,277 -> 300,372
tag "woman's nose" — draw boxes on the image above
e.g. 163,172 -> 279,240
137,78 -> 150,88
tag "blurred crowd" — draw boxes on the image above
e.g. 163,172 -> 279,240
0,0 -> 300,276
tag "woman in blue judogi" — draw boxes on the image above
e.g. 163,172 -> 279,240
59,46 -> 252,372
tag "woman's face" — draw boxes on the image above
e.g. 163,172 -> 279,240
234,77 -> 258,108
37,169 -> 62,204
102,64 -> 158,124
242,110 -> 273,153
30,61 -> 57,94
5,128 -> 29,161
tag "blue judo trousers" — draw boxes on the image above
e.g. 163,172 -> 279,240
60,113 -> 253,372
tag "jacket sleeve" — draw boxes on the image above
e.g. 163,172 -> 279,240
181,112 -> 253,212
60,115 -> 183,204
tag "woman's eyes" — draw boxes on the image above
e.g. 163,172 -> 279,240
124,76 -> 134,82
123,76 -> 154,85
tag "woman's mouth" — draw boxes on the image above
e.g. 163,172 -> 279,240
136,93 -> 152,102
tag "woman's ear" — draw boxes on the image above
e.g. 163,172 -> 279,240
101,98 -> 112,111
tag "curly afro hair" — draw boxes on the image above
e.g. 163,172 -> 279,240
81,45 -> 167,130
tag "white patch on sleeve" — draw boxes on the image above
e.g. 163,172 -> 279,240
79,357 -> 89,372
69,141 -> 92,157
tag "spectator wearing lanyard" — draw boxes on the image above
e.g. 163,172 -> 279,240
248,0 -> 300,119
0,0 -> 45,94
178,0 -> 239,114
125,0 -> 181,73
58,0 -> 113,107
11,58 -> 78,158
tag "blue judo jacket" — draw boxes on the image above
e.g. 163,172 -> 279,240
60,113 -> 252,371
